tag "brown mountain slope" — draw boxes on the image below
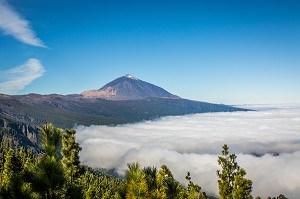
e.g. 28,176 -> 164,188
81,74 -> 180,100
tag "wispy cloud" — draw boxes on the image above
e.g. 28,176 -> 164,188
76,105 -> 300,198
0,0 -> 46,47
0,59 -> 45,94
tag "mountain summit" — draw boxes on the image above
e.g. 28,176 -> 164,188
81,74 -> 180,100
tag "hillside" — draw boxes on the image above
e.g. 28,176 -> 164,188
0,94 -> 247,128
0,115 -> 40,152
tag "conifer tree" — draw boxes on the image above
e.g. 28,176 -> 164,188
125,162 -> 149,199
217,144 -> 253,199
264,194 -> 288,199
233,169 -> 252,199
0,148 -> 14,198
156,164 -> 184,199
40,123 -> 63,157
185,172 -> 208,199
0,147 -> 28,198
217,144 -> 239,199
143,166 -> 157,197
31,123 -> 65,199
62,129 -> 83,198
276,194 -> 288,199
85,185 -> 96,199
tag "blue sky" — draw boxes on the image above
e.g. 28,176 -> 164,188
0,0 -> 299,104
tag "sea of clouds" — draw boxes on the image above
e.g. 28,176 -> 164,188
76,104 -> 300,198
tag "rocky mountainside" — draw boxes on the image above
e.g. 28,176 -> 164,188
0,115 -> 40,152
81,74 -> 180,100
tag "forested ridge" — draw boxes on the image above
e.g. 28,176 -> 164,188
0,124 -> 287,199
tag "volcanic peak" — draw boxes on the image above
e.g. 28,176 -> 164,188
80,74 -> 179,100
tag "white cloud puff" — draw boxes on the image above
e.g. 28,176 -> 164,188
0,58 -> 45,94
0,0 -> 46,47
76,105 -> 300,198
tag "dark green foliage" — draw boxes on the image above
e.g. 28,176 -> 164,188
32,155 -> 65,198
62,129 -> 81,181
143,166 -> 157,194
0,146 -> 34,199
62,129 -> 83,199
30,124 -> 65,198
264,194 -> 288,199
276,194 -> 288,199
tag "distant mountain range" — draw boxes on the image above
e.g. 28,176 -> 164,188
0,74 -> 250,150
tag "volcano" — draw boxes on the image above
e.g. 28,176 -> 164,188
81,74 -> 180,100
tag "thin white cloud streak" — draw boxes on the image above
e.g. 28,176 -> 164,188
0,58 -> 45,94
76,105 -> 300,198
0,0 -> 46,47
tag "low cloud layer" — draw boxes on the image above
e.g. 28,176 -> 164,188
0,0 -> 46,47
0,59 -> 45,94
76,105 -> 300,198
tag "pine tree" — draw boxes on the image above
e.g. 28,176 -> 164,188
185,172 -> 208,199
217,144 -> 253,199
0,148 -> 14,198
40,123 -> 62,157
31,123 -> 65,199
85,185 -> 96,199
276,194 -> 288,199
265,194 -> 288,199
61,129 -> 83,199
217,144 -> 239,199
125,162 -> 149,199
156,165 -> 184,199
143,166 -> 157,197
233,169 -> 252,199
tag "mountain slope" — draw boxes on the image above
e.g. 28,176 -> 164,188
0,114 -> 40,151
81,74 -> 180,100
0,94 -> 248,128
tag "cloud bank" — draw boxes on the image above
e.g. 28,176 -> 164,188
76,105 -> 300,198
0,59 -> 45,94
0,0 -> 46,47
